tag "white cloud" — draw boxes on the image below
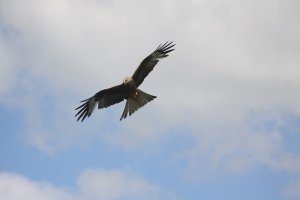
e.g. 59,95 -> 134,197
77,169 -> 163,200
1,0 -> 300,192
179,108 -> 300,181
0,170 -> 173,200
0,172 -> 73,200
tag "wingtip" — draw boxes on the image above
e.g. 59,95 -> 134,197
156,41 -> 175,53
80,98 -> 90,103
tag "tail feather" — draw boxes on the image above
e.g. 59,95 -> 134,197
120,89 -> 156,120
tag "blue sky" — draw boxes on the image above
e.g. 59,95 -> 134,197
1,0 -> 300,199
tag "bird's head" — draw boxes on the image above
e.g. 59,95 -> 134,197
123,77 -> 132,85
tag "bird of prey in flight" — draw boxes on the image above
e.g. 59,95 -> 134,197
75,41 -> 175,122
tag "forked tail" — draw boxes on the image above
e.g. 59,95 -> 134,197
120,89 -> 156,120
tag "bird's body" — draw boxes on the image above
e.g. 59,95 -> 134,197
75,41 -> 175,121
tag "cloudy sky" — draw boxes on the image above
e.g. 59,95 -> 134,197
1,0 -> 300,199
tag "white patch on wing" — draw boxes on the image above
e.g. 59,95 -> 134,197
88,96 -> 97,116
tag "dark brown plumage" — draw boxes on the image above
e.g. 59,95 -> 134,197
75,41 -> 175,122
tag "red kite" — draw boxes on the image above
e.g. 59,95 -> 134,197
75,41 -> 175,121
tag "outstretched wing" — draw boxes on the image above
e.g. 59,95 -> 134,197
75,84 -> 130,122
132,41 -> 175,87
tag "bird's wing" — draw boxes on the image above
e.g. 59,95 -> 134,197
75,84 -> 129,122
132,41 -> 175,87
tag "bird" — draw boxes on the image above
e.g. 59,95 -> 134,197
75,41 -> 175,122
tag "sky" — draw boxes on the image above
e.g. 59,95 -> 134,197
0,0 -> 300,199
